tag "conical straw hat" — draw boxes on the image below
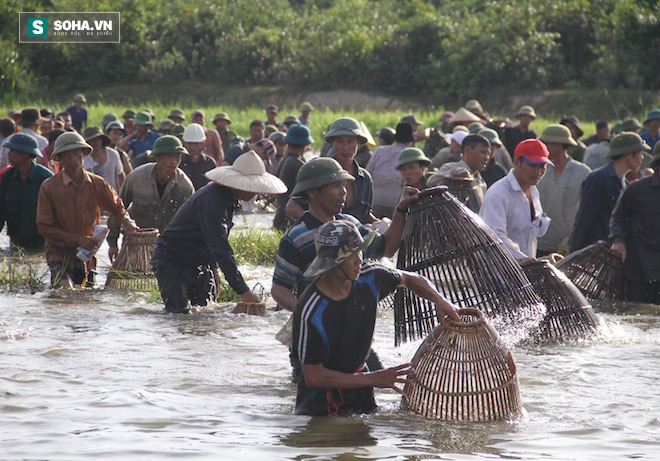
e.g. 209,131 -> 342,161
205,150 -> 287,194
449,107 -> 481,124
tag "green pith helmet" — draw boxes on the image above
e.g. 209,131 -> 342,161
516,105 -> 537,119
605,132 -> 650,160
396,147 -> 431,170
478,128 -> 503,147
52,132 -> 93,160
303,220 -> 376,278
101,112 -> 119,128
539,124 -> 577,146
122,109 -> 136,120
134,111 -> 152,126
291,157 -> 355,196
168,108 -> 185,120
83,125 -> 111,146
284,115 -> 301,125
323,117 -> 368,144
400,114 -> 425,125
299,101 -> 314,112
170,124 -> 185,137
212,112 -> 231,124
468,121 -> 485,133
159,119 -> 175,131
151,135 -> 189,156
620,117 -> 643,132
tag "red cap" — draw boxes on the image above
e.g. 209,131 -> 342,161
514,139 -> 554,166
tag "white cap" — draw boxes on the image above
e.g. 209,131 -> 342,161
183,123 -> 206,142
450,131 -> 468,146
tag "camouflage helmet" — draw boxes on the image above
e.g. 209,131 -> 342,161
323,117 -> 368,144
291,157 -> 354,196
303,220 -> 376,278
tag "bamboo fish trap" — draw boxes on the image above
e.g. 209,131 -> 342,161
521,260 -> 600,342
434,176 -> 484,213
554,241 -> 625,301
402,308 -> 522,421
394,186 -> 545,345
105,228 -> 159,291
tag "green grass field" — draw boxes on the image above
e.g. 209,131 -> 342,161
2,100 -> 609,150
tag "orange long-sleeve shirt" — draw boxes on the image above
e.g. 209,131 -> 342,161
37,169 -> 131,268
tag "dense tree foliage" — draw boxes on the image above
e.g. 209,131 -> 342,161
1,0 -> 658,100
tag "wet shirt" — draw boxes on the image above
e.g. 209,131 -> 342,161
107,163 -> 194,247
155,183 -> 249,295
569,162 -> 624,253
293,262 -> 401,416
0,162 -> 53,250
36,169 -> 131,267
609,172 -> 660,282
480,170 -> 548,259
273,212 -> 386,296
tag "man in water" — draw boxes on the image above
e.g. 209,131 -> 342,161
152,150 -> 286,313
293,220 -> 459,416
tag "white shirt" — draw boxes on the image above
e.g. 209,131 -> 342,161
366,143 -> 404,209
479,170 -> 550,259
83,147 -> 124,192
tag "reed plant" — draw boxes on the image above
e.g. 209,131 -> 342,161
229,227 -> 282,266
0,253 -> 49,294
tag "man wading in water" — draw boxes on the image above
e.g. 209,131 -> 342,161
292,220 -> 459,416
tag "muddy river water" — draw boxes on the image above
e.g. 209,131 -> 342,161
1,211 -> 659,460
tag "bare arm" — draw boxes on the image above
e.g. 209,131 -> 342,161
399,270 -> 460,325
285,197 -> 305,222
301,362 -> 412,394
381,186 -> 419,257
271,282 -> 298,312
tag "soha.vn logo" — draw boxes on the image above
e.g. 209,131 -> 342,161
28,18 -> 48,38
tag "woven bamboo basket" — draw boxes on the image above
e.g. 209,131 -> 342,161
394,186 -> 545,345
521,260 -> 600,342
232,283 -> 267,316
554,241 -> 625,301
402,308 -> 522,421
434,176 -> 484,213
105,228 -> 159,291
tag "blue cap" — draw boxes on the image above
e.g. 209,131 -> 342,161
283,124 -> 314,146
2,132 -> 42,158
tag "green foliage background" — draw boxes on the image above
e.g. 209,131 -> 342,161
1,0 -> 659,102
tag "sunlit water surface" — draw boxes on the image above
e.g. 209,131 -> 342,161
2,212 -> 660,460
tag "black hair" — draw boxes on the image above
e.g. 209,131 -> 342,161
250,119 -> 266,130
462,134 -> 490,150
0,117 -> 16,138
596,120 -> 609,131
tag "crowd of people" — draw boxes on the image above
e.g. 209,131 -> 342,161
1,93 -> 660,416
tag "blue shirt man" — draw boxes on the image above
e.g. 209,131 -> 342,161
0,133 -> 54,250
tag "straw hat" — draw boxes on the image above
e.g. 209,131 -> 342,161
450,108 -> 481,124
204,150 -> 287,194
359,121 -> 376,147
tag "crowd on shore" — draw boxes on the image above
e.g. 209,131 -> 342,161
1,94 -> 659,416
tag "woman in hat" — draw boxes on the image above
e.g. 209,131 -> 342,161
83,126 -> 125,192
293,220 -> 459,416
151,150 -> 287,314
